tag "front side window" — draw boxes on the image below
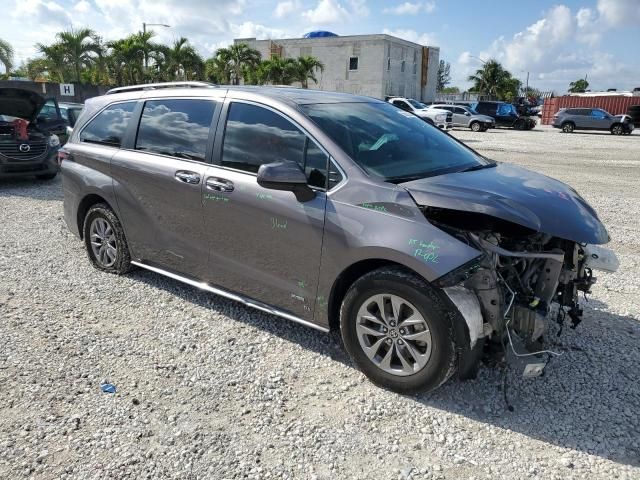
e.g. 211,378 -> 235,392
222,102 -> 328,188
407,99 -> 423,109
301,102 -> 485,182
591,109 -> 607,119
135,99 -> 215,162
80,101 -> 137,147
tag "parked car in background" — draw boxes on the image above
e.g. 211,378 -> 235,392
429,104 -> 495,131
552,108 -> 634,135
61,82 -> 617,394
0,88 -> 63,180
472,101 -> 536,130
386,97 -> 453,129
37,101 -> 83,143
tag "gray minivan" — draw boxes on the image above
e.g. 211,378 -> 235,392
61,82 -> 616,394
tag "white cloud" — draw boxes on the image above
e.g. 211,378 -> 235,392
454,4 -> 640,92
597,0 -> 640,26
382,28 -> 437,46
73,0 -> 91,13
230,21 -> 287,40
302,0 -> 350,24
348,0 -> 369,17
383,1 -> 435,15
273,0 -> 301,19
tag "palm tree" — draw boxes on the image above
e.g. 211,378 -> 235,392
216,43 -> 261,85
205,55 -> 231,83
568,78 -> 589,93
295,56 -> 324,88
0,38 -> 14,74
106,38 -> 145,85
55,28 -> 102,83
36,42 -> 68,82
260,56 -> 298,85
166,37 -> 204,81
467,59 -> 511,97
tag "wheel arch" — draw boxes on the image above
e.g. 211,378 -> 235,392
327,259 -> 429,332
77,193 -> 115,239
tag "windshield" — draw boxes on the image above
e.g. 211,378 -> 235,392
300,102 -> 485,182
407,99 -> 424,109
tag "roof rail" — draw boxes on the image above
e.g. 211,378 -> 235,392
106,81 -> 217,95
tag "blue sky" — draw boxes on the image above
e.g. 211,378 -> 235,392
2,0 -> 639,92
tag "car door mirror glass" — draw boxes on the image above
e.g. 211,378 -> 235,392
257,160 -> 315,202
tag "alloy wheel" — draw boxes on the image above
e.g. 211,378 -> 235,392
355,294 -> 432,376
89,217 -> 117,267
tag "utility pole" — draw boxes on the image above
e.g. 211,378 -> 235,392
141,22 -> 171,70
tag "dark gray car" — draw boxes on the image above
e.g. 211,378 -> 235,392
552,107 -> 634,135
61,82 -> 617,394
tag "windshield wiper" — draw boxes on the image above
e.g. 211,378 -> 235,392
458,162 -> 497,173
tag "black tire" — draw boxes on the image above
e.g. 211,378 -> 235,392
514,119 -> 525,130
340,267 -> 460,394
562,122 -> 575,133
83,203 -> 132,274
610,124 -> 624,135
470,121 -> 481,132
36,172 -> 57,180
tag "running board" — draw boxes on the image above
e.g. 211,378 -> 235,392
131,261 -> 329,333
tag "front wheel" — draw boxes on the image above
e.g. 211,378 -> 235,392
340,267 -> 458,394
470,121 -> 481,132
611,124 -> 624,135
83,203 -> 132,274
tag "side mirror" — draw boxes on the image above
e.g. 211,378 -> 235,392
257,160 -> 315,202
465,112 -> 471,116
66,125 -> 73,136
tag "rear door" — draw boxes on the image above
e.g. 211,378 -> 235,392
201,100 -> 331,319
111,97 -> 220,278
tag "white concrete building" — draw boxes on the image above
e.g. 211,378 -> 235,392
234,34 -> 440,103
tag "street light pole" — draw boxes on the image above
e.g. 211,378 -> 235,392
141,22 -> 171,70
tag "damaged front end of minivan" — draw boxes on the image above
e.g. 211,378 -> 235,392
403,162 -> 619,373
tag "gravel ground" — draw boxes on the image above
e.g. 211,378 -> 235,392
1,125 -> 639,480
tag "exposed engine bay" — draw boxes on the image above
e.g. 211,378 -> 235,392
425,207 -> 619,370
0,117 -> 49,142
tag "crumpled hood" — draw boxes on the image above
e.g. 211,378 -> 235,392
402,163 -> 609,244
0,88 -> 46,121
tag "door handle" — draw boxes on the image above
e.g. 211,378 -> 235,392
175,171 -> 201,185
206,177 -> 234,192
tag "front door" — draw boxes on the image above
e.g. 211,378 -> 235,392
111,98 -> 218,278
452,107 -> 467,127
202,101 -> 329,319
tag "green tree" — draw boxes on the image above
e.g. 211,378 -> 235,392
215,43 -> 261,85
295,55 -> 324,88
0,38 -> 14,74
166,37 -> 204,81
55,28 -> 102,83
36,42 -> 69,82
437,60 -> 451,91
260,56 -> 298,85
106,38 -> 145,85
467,59 -> 521,100
568,78 -> 589,93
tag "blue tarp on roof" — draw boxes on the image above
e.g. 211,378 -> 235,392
303,31 -> 338,38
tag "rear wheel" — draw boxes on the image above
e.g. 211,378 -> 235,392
340,267 -> 459,394
610,124 -> 624,135
83,203 -> 132,274
562,122 -> 575,133
470,121 -> 481,132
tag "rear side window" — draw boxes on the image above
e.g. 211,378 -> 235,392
80,102 -> 137,147
135,99 -> 215,162
221,102 -> 329,189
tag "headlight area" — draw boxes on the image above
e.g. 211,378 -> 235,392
48,134 -> 60,148
422,205 -> 618,376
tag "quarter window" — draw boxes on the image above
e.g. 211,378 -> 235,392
80,101 -> 137,147
221,102 -> 329,188
135,99 -> 215,162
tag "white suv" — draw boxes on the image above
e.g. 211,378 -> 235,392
386,97 -> 452,129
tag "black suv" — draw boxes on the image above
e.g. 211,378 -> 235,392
0,88 -> 67,179
473,101 -> 536,130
